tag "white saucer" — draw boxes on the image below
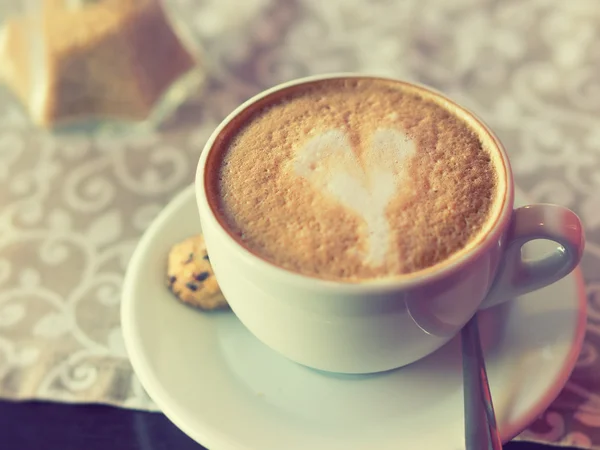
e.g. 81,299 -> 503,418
121,185 -> 586,450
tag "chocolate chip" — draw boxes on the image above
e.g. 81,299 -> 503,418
185,253 -> 194,263
203,254 -> 210,261
169,275 -> 177,285
195,272 -> 209,282
186,282 -> 198,291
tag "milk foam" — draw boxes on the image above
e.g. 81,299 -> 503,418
293,128 -> 416,266
216,78 -> 499,281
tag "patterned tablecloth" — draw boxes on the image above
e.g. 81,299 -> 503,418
1,0 -> 600,447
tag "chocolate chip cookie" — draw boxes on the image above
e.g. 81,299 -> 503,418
166,235 -> 228,311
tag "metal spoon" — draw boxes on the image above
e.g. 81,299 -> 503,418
461,314 -> 503,450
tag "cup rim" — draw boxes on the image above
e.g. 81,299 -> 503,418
195,72 -> 514,294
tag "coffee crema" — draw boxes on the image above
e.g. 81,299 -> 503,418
207,78 -> 503,281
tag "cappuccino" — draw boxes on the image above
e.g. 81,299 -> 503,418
207,78 -> 503,281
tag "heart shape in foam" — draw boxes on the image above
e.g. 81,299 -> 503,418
292,128 -> 416,266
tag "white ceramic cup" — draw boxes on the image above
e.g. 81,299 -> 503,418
195,74 -> 585,374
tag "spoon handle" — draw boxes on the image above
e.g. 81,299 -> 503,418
462,315 -> 503,450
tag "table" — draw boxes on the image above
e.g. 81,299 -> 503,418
0,400 -> 579,450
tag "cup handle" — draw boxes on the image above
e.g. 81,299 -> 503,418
480,204 -> 585,309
